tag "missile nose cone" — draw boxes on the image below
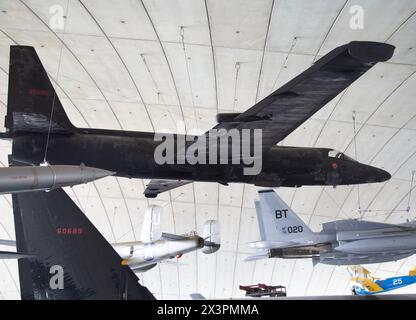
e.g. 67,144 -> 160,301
81,166 -> 115,183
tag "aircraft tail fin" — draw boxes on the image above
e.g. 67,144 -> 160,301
141,205 -> 163,243
5,46 -> 76,135
256,189 -> 313,242
12,185 -> 154,300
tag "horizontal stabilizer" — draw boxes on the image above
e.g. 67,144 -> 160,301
161,232 -> 189,241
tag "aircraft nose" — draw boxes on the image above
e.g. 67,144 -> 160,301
375,167 -> 391,182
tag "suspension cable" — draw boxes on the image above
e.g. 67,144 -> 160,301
43,1 -> 70,164
352,111 -> 362,217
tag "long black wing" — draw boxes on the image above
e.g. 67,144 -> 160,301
213,41 -> 394,150
13,188 -> 155,300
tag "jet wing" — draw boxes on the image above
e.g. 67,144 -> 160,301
200,42 -> 394,151
144,179 -> 192,198
351,277 -> 384,293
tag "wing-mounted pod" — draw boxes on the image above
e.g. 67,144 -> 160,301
201,220 -> 220,254
216,112 -> 271,123
216,113 -> 240,123
141,205 -> 163,244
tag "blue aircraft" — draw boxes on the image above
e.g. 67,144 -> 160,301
349,265 -> 416,295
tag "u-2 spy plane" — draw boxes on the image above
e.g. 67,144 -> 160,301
0,41 -> 394,197
2,42 -> 393,198
247,190 -> 416,265
113,205 -> 220,272
349,265 -> 416,295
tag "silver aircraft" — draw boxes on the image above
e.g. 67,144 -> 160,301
113,205 -> 220,272
0,205 -> 220,269
246,190 -> 416,265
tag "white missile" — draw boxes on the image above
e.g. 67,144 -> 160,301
0,165 -> 115,194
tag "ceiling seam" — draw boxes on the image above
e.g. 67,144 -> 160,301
383,173 -> 416,222
0,32 -> 91,127
385,9 -> 416,42
303,266 -> 318,296
204,0 -> 219,114
313,0 -> 349,60
19,0 -> 123,130
253,0 -> 275,103
230,184 -> 245,296
168,191 -> 181,299
343,70 -> 416,154
213,183 -> 219,297
336,70 -> 416,217
91,182 -> 117,242
78,0 -> 155,133
139,0 -> 187,134
191,184 -> 198,294
114,178 -> 137,241
1,261 -> 19,294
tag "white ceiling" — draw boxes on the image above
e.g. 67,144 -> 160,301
0,0 -> 415,299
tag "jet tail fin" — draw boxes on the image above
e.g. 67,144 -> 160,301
12,187 -> 155,300
141,205 -> 163,243
5,46 -> 76,135
256,189 -> 313,242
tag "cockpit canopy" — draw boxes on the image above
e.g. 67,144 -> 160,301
328,149 -> 357,162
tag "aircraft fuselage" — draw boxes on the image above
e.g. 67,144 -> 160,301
11,129 -> 390,187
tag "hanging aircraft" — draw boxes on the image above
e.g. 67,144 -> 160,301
0,162 -> 154,299
246,189 -> 416,265
112,205 -> 220,272
1,42 -> 393,198
349,265 -> 416,295
3,204 -> 220,273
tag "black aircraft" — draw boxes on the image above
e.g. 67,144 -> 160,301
7,161 -> 154,300
2,42 -> 393,197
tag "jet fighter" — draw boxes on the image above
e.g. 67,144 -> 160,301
349,265 -> 416,295
113,205 -> 220,272
1,42 -> 393,197
247,189 -> 416,265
